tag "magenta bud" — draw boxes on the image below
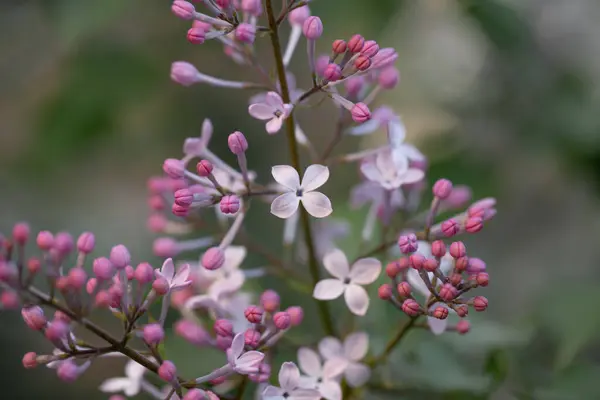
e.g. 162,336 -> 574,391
12,223 -> 30,245
377,66 -> 400,89
454,256 -> 469,272
45,320 -> 69,342
285,306 -> 304,326
399,257 -> 410,270
26,258 -> 41,274
153,237 -> 178,258
109,245 -> 130,270
36,231 -> 54,251
354,55 -> 371,71
54,232 -> 74,255
184,390 -> 208,400
57,360 -> 79,382
220,195 -> 241,215
67,268 -> 87,290
172,203 -> 190,217
449,241 -> 466,259
158,360 -> 177,382
347,34 -> 365,53
134,262 -> 154,284
244,328 -> 261,348
244,305 -> 264,324
148,195 -> 165,211
433,179 -> 453,199
273,311 -> 291,330
361,40 -> 379,57
465,217 -> 483,233
22,352 -> 38,369
260,289 -> 280,313
397,282 -> 411,298
1,291 -> 19,309
214,319 -> 233,337
175,319 -> 209,346
475,272 -> 489,287
456,305 -> 468,318
92,257 -> 115,281
54,311 -> 71,324
456,320 -> 470,334
385,261 -> 400,278
449,273 -> 462,286
171,61 -> 201,86
86,278 -> 97,294
351,102 -> 371,123
147,214 -> 167,233
125,265 -> 135,280
288,5 -> 310,26
432,306 -> 449,320
152,277 -> 170,295
443,185 -> 472,209
303,16 -> 323,39
172,0 -> 196,20
332,39 -> 347,54
143,323 -> 165,345
76,232 -> 95,254
94,291 -> 111,308
409,253 -> 425,270
175,189 -> 194,207
423,258 -> 439,272
324,63 -> 342,81
187,27 -> 206,44
401,299 -> 421,317
21,306 -> 47,331
201,247 -> 225,270
431,240 -> 446,258
241,0 -> 262,16
316,55 -> 330,77
235,23 -> 256,44
228,131 -> 249,154
196,159 -> 214,177
345,76 -> 365,97
466,257 -> 486,274
378,284 -> 393,300
163,158 -> 185,179
441,219 -> 459,237
0,262 -> 16,283
439,283 -> 458,302
397,233 -> 418,254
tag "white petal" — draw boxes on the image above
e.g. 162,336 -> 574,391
400,169 -> 424,185
406,269 -> 431,298
297,348 -> 322,377
99,378 -> 130,393
265,91 -> 284,108
376,149 -> 399,174
343,332 -> 369,361
223,246 -> 247,271
172,264 -> 190,286
349,258 -> 381,285
124,381 -> 142,397
359,158 -> 383,183
344,284 -> 370,316
208,271 -> 245,298
318,381 -> 342,400
301,165 -> 330,192
279,362 -> 300,391
230,332 -> 245,358
439,254 -> 454,275
271,192 -> 301,219
160,258 -> 175,281
398,143 -> 425,161
200,118 -> 213,146
322,357 -> 348,380
262,385 -> 285,398
249,104 -> 275,120
319,337 -> 344,360
387,120 -> 406,146
322,249 -> 350,279
346,119 -> 380,136
236,351 -> 264,370
283,209 -> 299,244
416,241 -> 433,258
300,192 -> 332,218
266,117 -> 284,134
271,165 -> 300,190
290,388 -> 322,400
313,279 -> 345,300
125,360 -> 147,380
344,362 -> 371,387
428,315 -> 448,335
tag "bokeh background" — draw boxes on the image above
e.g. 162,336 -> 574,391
2,0 -> 600,398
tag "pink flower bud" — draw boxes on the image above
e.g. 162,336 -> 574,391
153,237 -> 178,258
397,281 -> 411,298
244,328 -> 261,348
385,260 -> 400,278
175,189 -> 194,207
399,257 -> 410,270
171,61 -> 202,86
438,283 -> 457,301
345,76 -> 365,97
54,311 -> 71,323
22,306 -> 46,330
449,241 -> 466,259
398,233 -> 418,254
54,232 -> 74,255
433,179 -> 453,199
332,39 -> 347,54
401,299 -> 421,317
36,231 -> 54,251
377,66 -> 399,89
235,23 -> 256,44
147,214 -> 167,233
45,320 -> 69,342
441,219 -> 459,237
143,323 -> 165,345
175,319 -> 209,346
354,55 -> 371,71
431,240 -> 446,258
12,223 -> 30,245
152,277 -> 170,295
183,389 -> 210,400
127,265 -> 136,280
442,185 -> 472,209
466,257 -> 486,274
378,284 -> 393,300
196,160 -> 214,177
409,253 -> 425,270
92,257 -> 115,281
423,258 -> 439,272
260,289 -> 280,313
1,291 -> 19,309
285,306 -> 304,326
323,63 -> 342,81
241,0 -> 262,16
465,217 -> 483,233
27,257 -> 41,274
244,305 -> 264,323
67,268 -> 87,290
214,319 -> 233,337
201,247 -> 225,270
219,195 -> 240,214
454,256 -> 469,273
456,319 -> 470,334
134,262 -> 154,284
55,276 -> 70,291
172,0 -> 196,20
216,334 -> 233,350
449,273 -> 462,286
288,5 -> 310,26
472,296 -> 488,312
455,305 -> 468,318
351,102 -> 371,123
163,158 -> 185,179
172,203 -> 190,217
57,360 -> 79,382
0,262 -> 16,283
469,198 -> 496,215
95,290 -> 112,308
158,360 -> 177,382
303,16 -> 323,39
169,178 -> 188,192
228,131 -> 248,154
86,278 -> 97,294
475,272 -> 489,287
432,306 -> 449,320
109,245 -> 130,270
347,34 -> 365,53
273,311 -> 291,330
22,352 -> 37,369
371,48 -> 398,69
187,27 -> 206,44
316,55 -> 330,76
148,195 -> 165,211
361,40 -> 379,57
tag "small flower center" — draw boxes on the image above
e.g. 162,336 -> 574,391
343,277 -> 351,284
296,188 -> 304,197
274,110 -> 283,118
283,393 -> 289,398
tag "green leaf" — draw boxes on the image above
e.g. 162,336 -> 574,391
484,349 -> 509,389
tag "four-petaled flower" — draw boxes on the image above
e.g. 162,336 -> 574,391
248,92 -> 293,134
99,360 -> 147,396
262,362 -> 321,400
155,258 -> 191,292
297,347 -> 347,400
360,148 -> 424,190
196,246 -> 247,299
270,165 -> 333,219
318,332 -> 371,388
226,332 -> 265,374
313,249 -> 381,316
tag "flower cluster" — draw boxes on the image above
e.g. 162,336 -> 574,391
1,0 -> 499,399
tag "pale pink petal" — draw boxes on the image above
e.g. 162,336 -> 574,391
400,169 -> 425,185
322,249 -> 350,279
387,119 -> 406,147
271,192 -> 301,219
200,118 -> 213,146
348,258 -> 381,285
313,279 -> 345,300
318,381 -> 342,400
230,332 -> 245,358
322,357 -> 348,380
282,103 -> 294,118
265,91 -> 284,109
359,158 -> 383,183
184,294 -> 224,313
279,362 -> 300,392
207,271 -> 245,298
290,388 -> 322,399
343,332 -> 369,361
406,268 -> 431,298
271,165 -> 301,190
125,360 -> 146,380
301,164 -> 330,192
266,117 -> 284,134
376,149 -> 398,174
262,385 -> 284,397
344,362 -> 371,387
236,351 -> 264,370
172,264 -> 190,286
346,119 -> 380,136
439,254 -> 454,275
398,143 -> 425,161
427,315 -> 448,335
297,348 -> 322,377
223,246 -> 247,272
160,258 -> 175,281
301,192 -> 332,218
248,103 -> 275,120
344,284 -> 370,316
99,378 -> 130,394
318,337 -> 343,360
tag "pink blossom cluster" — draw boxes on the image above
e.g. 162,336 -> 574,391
0,0 -> 499,399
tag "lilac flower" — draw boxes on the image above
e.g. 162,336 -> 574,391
270,165 -> 332,219
183,118 -> 213,158
350,180 -> 405,240
360,148 -> 424,190
226,332 -> 265,374
313,249 -> 381,316
197,246 -> 247,298
318,332 -> 371,388
154,258 -> 191,292
248,92 -> 293,134
249,72 -> 304,105
262,362 -> 321,400
297,347 -> 347,400
99,360 -> 147,396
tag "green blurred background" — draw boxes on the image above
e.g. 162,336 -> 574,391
2,0 -> 600,398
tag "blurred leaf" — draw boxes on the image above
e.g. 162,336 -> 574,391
445,317 -> 531,354
484,349 -> 509,391
533,363 -> 600,400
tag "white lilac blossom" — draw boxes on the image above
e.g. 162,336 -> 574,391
360,148 -> 424,190
262,362 -> 321,400
99,360 -> 147,396
227,332 -> 265,374
249,72 -> 304,105
155,258 -> 191,292
248,92 -> 294,134
297,347 -> 347,400
196,245 -> 247,298
319,332 -> 371,388
313,249 -> 381,316
270,164 -> 332,219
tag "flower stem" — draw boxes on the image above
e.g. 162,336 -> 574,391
265,0 -> 336,337
366,316 -> 418,367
